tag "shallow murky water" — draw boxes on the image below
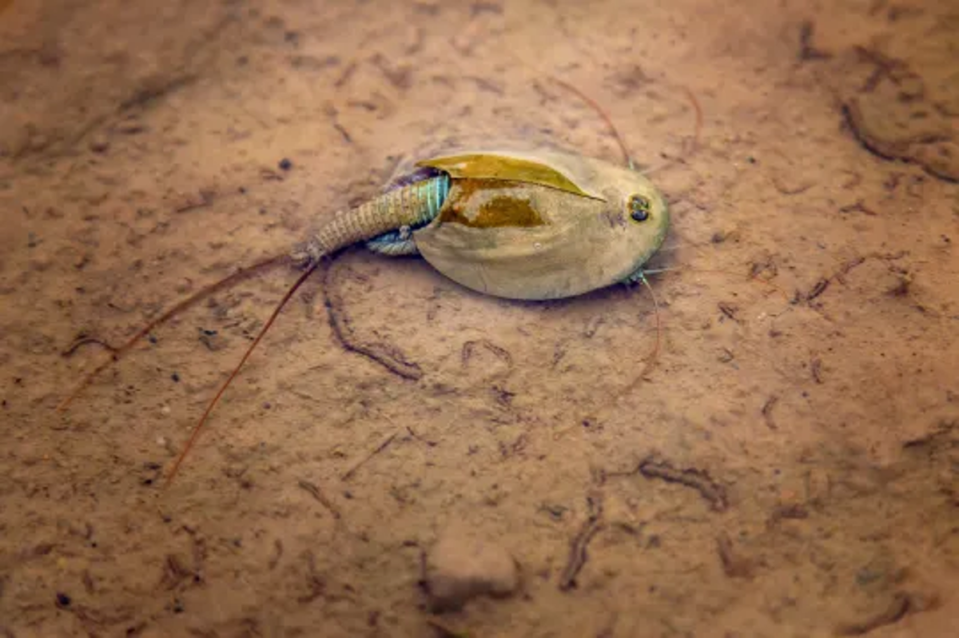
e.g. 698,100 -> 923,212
1,1 -> 957,636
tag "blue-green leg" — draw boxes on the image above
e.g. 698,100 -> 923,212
622,267 -> 649,287
621,265 -> 673,287
365,226 -> 420,257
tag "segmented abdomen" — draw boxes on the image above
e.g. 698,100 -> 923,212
300,174 -> 449,263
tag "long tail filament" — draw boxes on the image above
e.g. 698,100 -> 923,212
637,271 -> 662,373
163,261 -> 320,487
56,254 -> 290,413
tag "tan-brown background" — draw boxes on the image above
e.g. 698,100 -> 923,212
1,0 -> 956,636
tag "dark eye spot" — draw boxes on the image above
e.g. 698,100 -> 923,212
629,195 -> 651,222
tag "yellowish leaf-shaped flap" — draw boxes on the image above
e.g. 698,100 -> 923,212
416,153 -> 604,201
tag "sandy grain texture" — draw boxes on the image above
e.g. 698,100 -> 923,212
1,0 -> 957,636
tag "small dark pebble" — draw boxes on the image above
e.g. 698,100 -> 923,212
278,158 -> 293,171
89,136 -> 110,153
238,186 -> 247,194
173,598 -> 185,613
201,328 -> 217,337
148,334 -> 158,344
171,372 -> 180,382
56,592 -> 71,607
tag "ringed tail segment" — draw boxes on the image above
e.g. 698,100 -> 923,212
162,174 -> 451,487
294,175 -> 451,266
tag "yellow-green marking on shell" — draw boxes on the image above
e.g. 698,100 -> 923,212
436,179 -> 548,229
416,152 -> 603,201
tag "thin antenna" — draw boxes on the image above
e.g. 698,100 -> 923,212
548,77 -> 705,179
636,84 -> 703,176
609,270 -> 664,403
637,271 -> 662,376
56,253 -> 290,412
546,76 -> 635,170
163,261 -> 320,487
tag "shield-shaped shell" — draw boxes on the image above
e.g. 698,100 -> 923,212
389,146 -> 670,300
